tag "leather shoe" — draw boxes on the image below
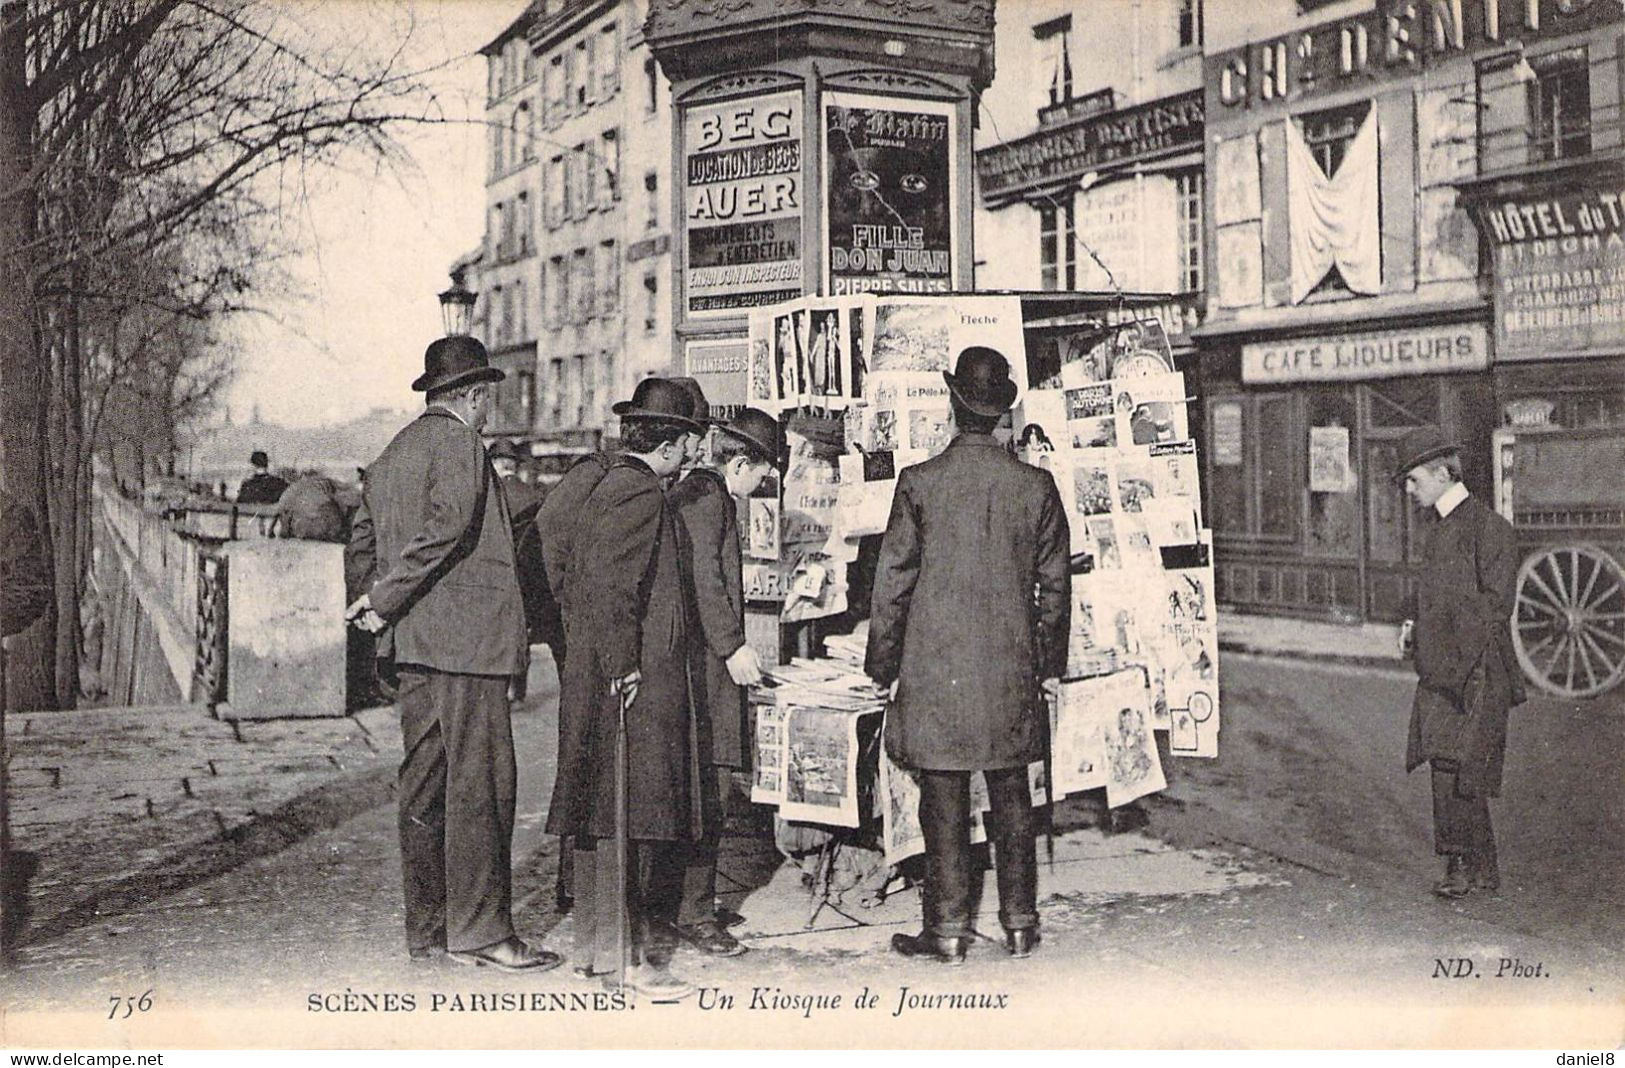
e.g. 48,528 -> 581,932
715,905 -> 746,929
1433,855 -> 1471,899
676,919 -> 746,957
890,931 -> 968,965
617,964 -> 695,1001
449,936 -> 563,972
1005,928 -> 1041,958
408,928 -> 446,962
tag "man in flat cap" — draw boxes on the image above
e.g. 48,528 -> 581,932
867,346 -> 1070,965
1393,427 -> 1523,899
345,335 -> 561,972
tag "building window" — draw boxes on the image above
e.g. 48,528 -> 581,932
491,122 -> 505,179
1207,393 -> 1299,542
1175,170 -> 1204,294
599,239 -> 619,314
1299,101 -> 1368,178
601,348 -> 617,421
571,143 -> 589,218
575,353 -> 593,427
546,55 -> 564,127
572,247 -> 592,321
645,57 -> 659,113
566,42 -> 583,112
514,277 -> 527,339
548,358 -> 565,429
519,103 -> 534,162
547,255 -> 565,327
1528,47 -> 1591,163
522,44 -> 535,86
517,192 -> 532,256
1177,0 -> 1203,49
490,204 -> 503,259
518,369 -> 536,428
575,40 -> 591,107
601,129 -> 620,205
645,170 -> 659,229
488,55 -> 501,103
1033,15 -> 1073,107
1039,198 -> 1076,291
600,23 -> 620,97
643,272 -> 658,332
546,155 -> 565,228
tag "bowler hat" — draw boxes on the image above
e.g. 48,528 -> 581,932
717,407 -> 787,471
611,377 -> 706,433
668,377 -> 716,425
412,335 -> 505,393
943,346 -> 1018,417
1390,426 -> 1460,485
249,450 -> 269,468
487,438 -> 523,462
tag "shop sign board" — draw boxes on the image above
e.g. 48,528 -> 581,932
1241,324 -> 1489,384
1473,189 -> 1625,361
683,91 -> 804,318
684,337 -> 749,419
822,92 -> 955,297
977,90 -> 1203,203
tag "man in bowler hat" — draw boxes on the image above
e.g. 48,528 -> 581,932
668,407 -> 783,957
546,377 -> 707,998
866,346 -> 1070,964
1393,427 -> 1523,898
344,335 -> 561,971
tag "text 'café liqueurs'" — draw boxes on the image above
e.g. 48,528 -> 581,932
1247,331 -> 1486,379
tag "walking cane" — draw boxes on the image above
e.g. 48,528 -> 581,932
613,679 -> 632,995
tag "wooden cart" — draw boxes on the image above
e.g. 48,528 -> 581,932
1492,425 -> 1625,699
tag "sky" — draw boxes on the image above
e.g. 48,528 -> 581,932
224,1 -> 523,428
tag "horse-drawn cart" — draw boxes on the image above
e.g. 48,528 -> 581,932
1492,424 -> 1625,699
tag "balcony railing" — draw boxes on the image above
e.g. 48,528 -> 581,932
1478,97 -> 1623,178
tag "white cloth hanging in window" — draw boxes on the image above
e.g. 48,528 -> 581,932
1287,110 -> 1381,303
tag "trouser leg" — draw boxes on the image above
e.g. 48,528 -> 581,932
396,671 -> 446,952
437,671 -> 517,952
984,766 -> 1038,932
676,765 -> 729,927
918,769 -> 973,940
1430,761 -> 1493,858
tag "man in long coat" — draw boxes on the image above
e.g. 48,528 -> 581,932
545,377 -> 706,998
344,335 -> 560,972
1394,426 -> 1524,898
866,346 -> 1071,964
669,407 -> 782,957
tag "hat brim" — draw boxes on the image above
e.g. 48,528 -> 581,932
716,424 -> 786,471
616,409 -> 707,434
942,371 -> 1018,417
1390,443 -> 1459,486
411,365 -> 505,393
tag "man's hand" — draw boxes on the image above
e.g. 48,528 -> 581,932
345,594 -> 386,634
1398,619 -> 1414,658
888,679 -> 900,702
612,670 -> 642,709
1041,677 -> 1061,697
725,645 -> 763,687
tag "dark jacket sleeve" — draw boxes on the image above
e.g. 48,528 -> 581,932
537,456 -> 606,605
865,469 -> 922,686
578,475 -> 664,680
1034,476 -> 1072,679
344,493 -> 377,602
2,493 -> 52,637
368,426 -> 485,621
676,480 -> 746,661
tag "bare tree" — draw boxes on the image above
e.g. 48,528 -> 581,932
2,0 -> 448,709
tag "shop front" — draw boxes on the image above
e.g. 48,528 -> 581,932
1199,319 -> 1496,623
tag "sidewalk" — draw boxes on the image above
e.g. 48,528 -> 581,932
4,653 -> 1618,1047
1217,609 -> 1404,665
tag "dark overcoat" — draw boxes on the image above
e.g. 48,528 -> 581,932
535,452 -> 614,614
1405,492 -> 1525,797
865,433 -> 1071,771
671,468 -> 750,769
345,407 -> 526,677
545,457 -> 702,842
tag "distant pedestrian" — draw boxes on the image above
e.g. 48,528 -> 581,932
236,450 -> 288,505
866,346 -> 1070,965
1394,427 -> 1523,899
344,335 -> 561,972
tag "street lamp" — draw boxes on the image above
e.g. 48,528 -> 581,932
438,268 -> 477,337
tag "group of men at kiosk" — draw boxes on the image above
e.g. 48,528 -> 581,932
342,332 -> 1521,995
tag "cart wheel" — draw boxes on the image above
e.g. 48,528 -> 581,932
1513,544 -> 1625,699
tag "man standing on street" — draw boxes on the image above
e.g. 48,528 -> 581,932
1395,427 -> 1523,899
344,335 -> 561,972
547,377 -> 705,998
668,407 -> 783,957
236,449 -> 288,505
866,346 -> 1071,965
